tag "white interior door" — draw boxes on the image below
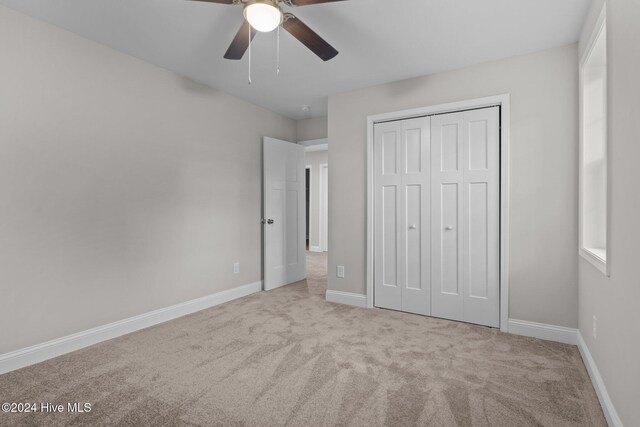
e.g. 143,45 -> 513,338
263,137 -> 306,291
374,117 -> 431,315
431,107 -> 500,327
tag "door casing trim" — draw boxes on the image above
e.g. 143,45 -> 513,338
319,163 -> 329,252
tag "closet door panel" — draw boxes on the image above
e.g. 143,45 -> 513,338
382,186 -> 399,287
467,182 -> 489,299
431,114 -> 464,322
374,122 -> 402,311
462,107 -> 500,327
400,117 -> 430,315
440,183 -> 460,295
405,129 -> 422,173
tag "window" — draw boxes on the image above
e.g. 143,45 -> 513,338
580,6 -> 608,275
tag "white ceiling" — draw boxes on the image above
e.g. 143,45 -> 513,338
1,0 -> 591,119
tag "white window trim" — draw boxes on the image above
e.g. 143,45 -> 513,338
579,4 -> 609,276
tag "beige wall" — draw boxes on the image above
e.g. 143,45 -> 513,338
0,6 -> 296,354
304,150 -> 328,250
296,117 -> 328,142
578,0 -> 640,424
328,44 -> 579,328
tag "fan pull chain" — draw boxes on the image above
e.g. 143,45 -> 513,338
277,25 -> 280,76
248,24 -> 252,85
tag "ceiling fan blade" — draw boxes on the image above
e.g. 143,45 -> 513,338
224,20 -> 256,60
289,0 -> 347,5
282,14 -> 338,61
188,0 -> 235,4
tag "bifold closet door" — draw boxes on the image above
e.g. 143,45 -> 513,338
431,107 -> 500,327
374,117 -> 431,315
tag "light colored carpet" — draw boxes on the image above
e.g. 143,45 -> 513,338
0,251 -> 606,426
304,250 -> 329,296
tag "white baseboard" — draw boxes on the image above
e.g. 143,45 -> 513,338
507,318 -> 578,345
577,332 -> 623,427
309,246 -> 322,253
0,281 -> 262,375
325,290 -> 367,308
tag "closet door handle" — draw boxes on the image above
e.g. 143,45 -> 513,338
445,225 -> 454,231
409,224 -> 417,230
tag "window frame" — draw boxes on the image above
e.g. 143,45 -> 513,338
579,4 -> 609,276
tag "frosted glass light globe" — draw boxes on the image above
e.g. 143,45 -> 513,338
244,3 -> 282,33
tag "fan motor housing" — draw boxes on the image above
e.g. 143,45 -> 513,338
243,0 -> 281,10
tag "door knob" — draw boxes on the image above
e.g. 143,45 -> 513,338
267,219 -> 274,225
409,224 -> 417,230
445,225 -> 454,230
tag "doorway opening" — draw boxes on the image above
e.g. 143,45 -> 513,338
301,139 -> 329,295
262,135 -> 329,294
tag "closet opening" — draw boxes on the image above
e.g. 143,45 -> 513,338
365,95 -> 511,331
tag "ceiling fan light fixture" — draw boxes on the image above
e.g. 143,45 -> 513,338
244,1 -> 282,33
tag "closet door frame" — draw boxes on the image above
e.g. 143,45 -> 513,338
366,94 -> 511,332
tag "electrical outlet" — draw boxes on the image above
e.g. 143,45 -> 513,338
336,265 -> 345,278
233,262 -> 240,274
593,315 -> 597,339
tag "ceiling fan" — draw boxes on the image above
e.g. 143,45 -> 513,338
190,0 -> 344,62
